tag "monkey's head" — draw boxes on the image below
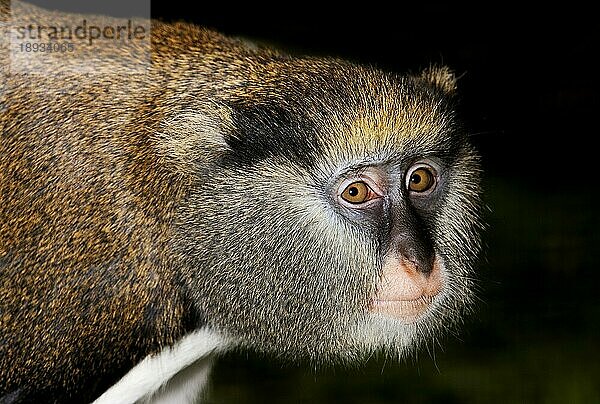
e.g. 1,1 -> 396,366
170,62 -> 483,362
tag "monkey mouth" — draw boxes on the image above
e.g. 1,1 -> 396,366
370,293 -> 440,323
369,255 -> 444,323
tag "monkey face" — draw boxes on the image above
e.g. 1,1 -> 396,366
176,65 -> 483,362
326,152 -> 482,357
335,161 -> 446,323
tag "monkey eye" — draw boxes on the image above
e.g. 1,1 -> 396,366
340,181 -> 378,205
406,164 -> 437,194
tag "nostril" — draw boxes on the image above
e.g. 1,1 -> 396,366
399,247 -> 434,274
394,229 -> 435,275
401,253 -> 419,269
418,258 -> 435,275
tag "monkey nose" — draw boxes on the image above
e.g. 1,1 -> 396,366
396,236 -> 435,275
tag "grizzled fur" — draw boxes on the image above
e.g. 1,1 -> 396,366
0,1 -> 483,402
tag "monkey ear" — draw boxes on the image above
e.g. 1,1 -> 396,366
415,65 -> 458,95
155,106 -> 232,171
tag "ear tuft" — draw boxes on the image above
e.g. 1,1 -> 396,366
155,106 -> 233,173
418,65 -> 458,95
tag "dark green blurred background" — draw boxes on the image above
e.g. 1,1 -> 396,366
152,4 -> 598,403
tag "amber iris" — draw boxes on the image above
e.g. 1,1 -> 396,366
341,181 -> 371,204
408,167 -> 435,192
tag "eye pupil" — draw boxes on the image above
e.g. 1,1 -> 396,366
348,187 -> 359,196
410,173 -> 422,184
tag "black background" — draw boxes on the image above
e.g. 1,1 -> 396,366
150,4 -> 599,403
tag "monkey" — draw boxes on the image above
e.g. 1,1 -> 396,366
0,2 -> 484,403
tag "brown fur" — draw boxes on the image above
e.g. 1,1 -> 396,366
0,4 -> 249,400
